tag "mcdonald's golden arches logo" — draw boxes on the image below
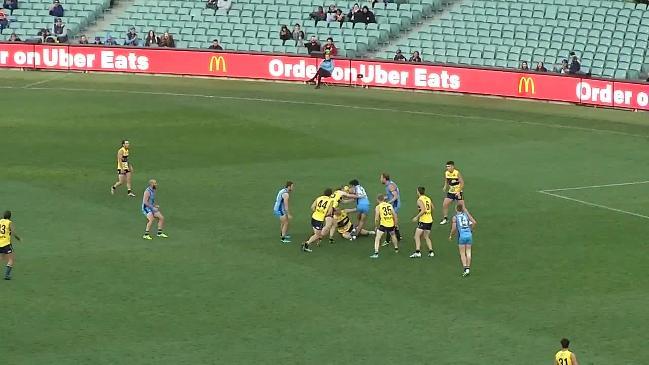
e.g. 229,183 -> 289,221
209,55 -> 227,72
518,76 -> 535,95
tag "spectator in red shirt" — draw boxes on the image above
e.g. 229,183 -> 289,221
309,6 -> 325,24
322,37 -> 337,56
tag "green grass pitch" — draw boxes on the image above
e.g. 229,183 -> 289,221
1,69 -> 649,364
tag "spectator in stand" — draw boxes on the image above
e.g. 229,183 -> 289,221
559,59 -> 569,74
568,55 -> 581,74
49,0 -> 64,17
535,61 -> 547,72
144,30 -> 159,47
208,38 -> 223,50
3,0 -> 17,15
359,6 -> 376,25
292,23 -> 304,46
279,24 -> 291,45
159,31 -> 175,47
206,0 -> 217,10
520,61 -> 529,71
409,50 -> 422,62
348,3 -> 360,21
216,0 -> 231,13
38,28 -> 51,43
309,6 -> 325,24
124,26 -> 138,46
93,36 -> 103,45
79,34 -> 89,44
105,34 -> 117,45
304,35 -> 320,54
52,17 -> 67,42
321,37 -> 337,56
326,4 -> 337,23
334,9 -> 344,27
0,9 -> 8,34
371,0 -> 392,8
393,49 -> 407,61
306,51 -> 335,89
7,32 -> 20,41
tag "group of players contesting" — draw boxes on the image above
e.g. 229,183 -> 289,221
273,161 -> 477,277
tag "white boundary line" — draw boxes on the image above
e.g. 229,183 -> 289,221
540,180 -> 649,192
20,73 -> 69,89
538,190 -> 649,220
0,83 -> 646,138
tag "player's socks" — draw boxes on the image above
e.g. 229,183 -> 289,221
301,243 -> 312,253
329,238 -> 334,244
395,228 -> 402,241
111,186 -> 116,195
127,189 -> 136,197
5,265 -> 13,279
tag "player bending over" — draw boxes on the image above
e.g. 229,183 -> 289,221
331,208 -> 374,242
142,179 -> 168,240
449,204 -> 476,277
370,194 -> 399,259
302,188 -> 334,253
0,211 -> 21,280
409,187 -> 435,258
273,181 -> 294,243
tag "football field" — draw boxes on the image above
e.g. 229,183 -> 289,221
1,69 -> 649,364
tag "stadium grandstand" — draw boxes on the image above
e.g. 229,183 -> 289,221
1,0 -> 649,80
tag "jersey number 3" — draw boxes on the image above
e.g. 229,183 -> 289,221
0,224 -> 5,234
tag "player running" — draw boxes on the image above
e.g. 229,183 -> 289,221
555,338 -> 579,365
449,204 -> 476,277
330,208 -> 374,241
380,172 -> 401,243
347,179 -> 371,236
409,187 -> 435,258
111,140 -> 136,197
273,181 -> 294,243
142,179 -> 168,240
370,194 -> 399,258
440,161 -> 465,225
0,211 -> 21,280
302,188 -> 334,253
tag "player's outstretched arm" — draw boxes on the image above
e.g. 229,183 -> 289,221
373,206 -> 380,230
12,225 -> 21,241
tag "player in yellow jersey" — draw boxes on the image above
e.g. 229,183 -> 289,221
440,160 -> 465,225
370,194 -> 399,258
0,211 -> 22,280
302,188 -> 334,253
111,140 -> 136,197
330,208 -> 374,241
555,338 -> 579,365
409,187 -> 435,258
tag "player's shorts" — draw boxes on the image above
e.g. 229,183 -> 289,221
117,169 -> 130,175
378,225 -> 395,233
273,206 -> 285,217
142,206 -> 155,216
0,244 -> 13,254
417,222 -> 433,231
337,223 -> 353,234
447,192 -> 463,201
311,218 -> 324,230
391,201 -> 400,213
458,235 -> 473,245
356,201 -> 370,214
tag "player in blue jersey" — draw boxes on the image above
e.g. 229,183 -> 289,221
380,172 -> 402,244
142,179 -> 167,240
449,204 -> 477,277
347,179 -> 371,235
273,181 -> 294,243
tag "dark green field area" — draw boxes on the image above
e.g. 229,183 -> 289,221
1,70 -> 648,364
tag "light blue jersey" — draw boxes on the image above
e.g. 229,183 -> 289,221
273,187 -> 288,217
456,212 -> 473,245
142,186 -> 156,215
354,184 -> 370,214
385,180 -> 400,212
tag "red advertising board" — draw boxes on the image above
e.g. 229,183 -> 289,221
1,43 -> 648,111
